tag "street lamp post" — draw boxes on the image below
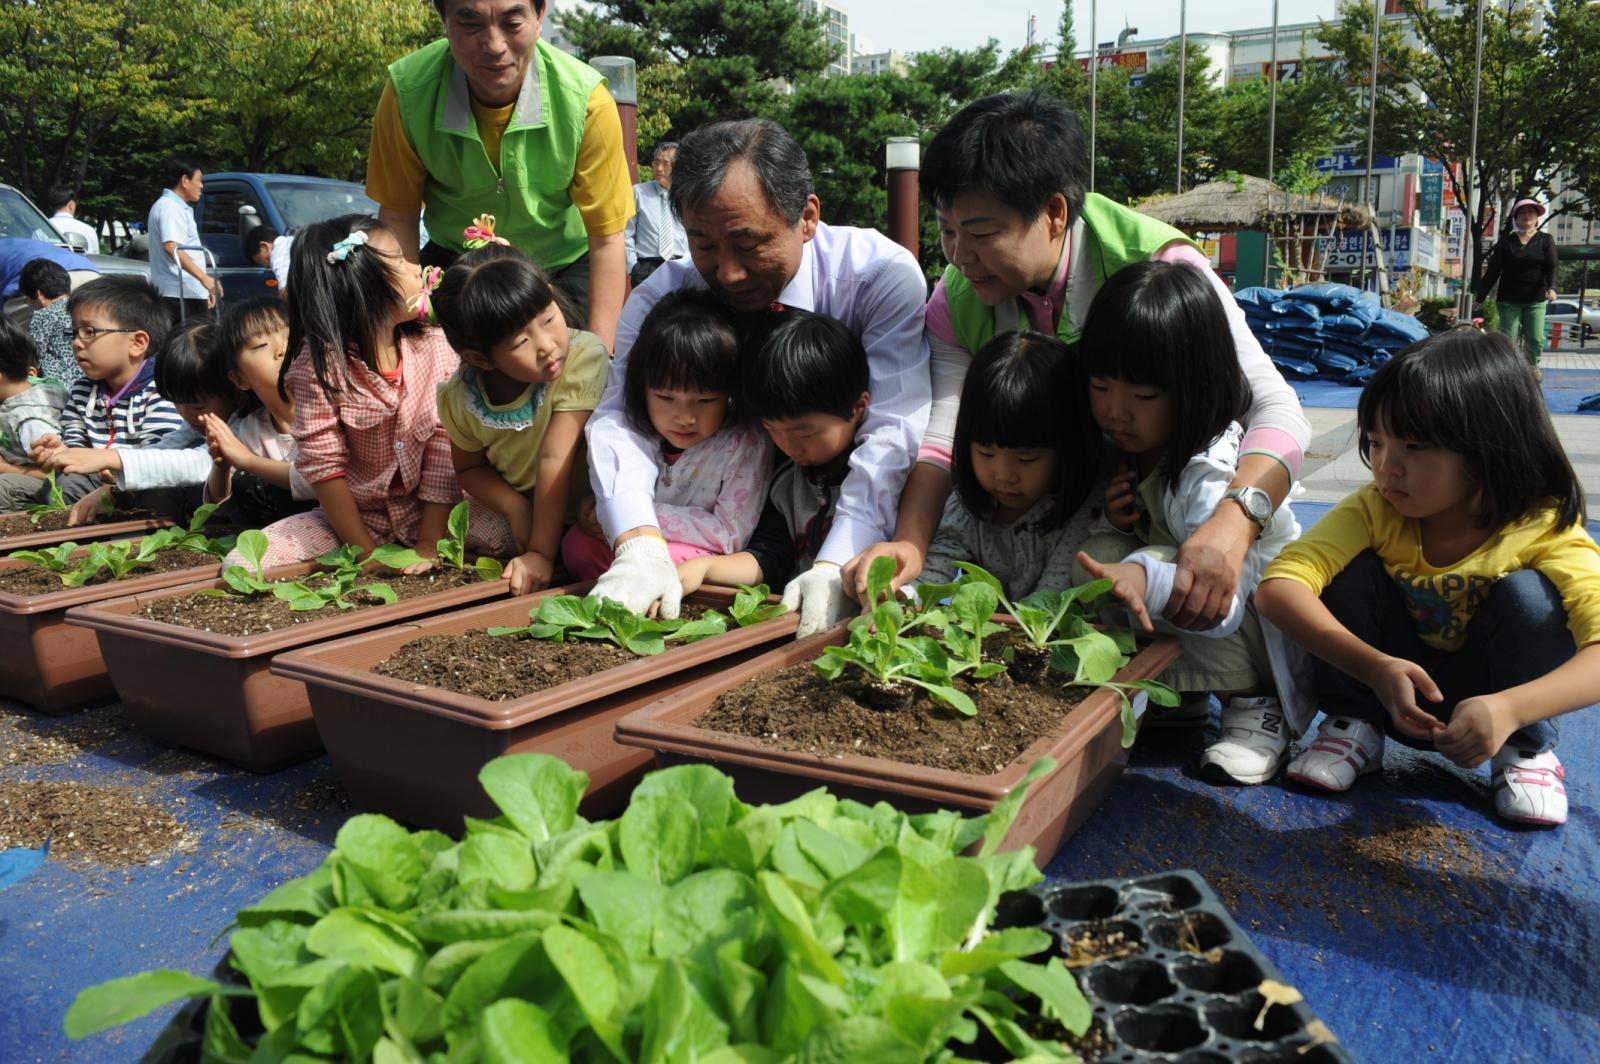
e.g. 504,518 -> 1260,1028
1359,1 -> 1381,291
885,136 -> 921,259
1089,0 -> 1097,192
1267,0 -> 1280,183
1176,0 -> 1187,194
1463,0 -> 1487,321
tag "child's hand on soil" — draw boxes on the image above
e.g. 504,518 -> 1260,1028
1434,695 -> 1513,769
201,412 -> 250,469
66,486 -> 112,526
676,555 -> 711,596
399,542 -> 438,575
1076,552 -> 1153,632
1104,467 -> 1141,532
1361,654 -> 1445,740
504,550 -> 553,596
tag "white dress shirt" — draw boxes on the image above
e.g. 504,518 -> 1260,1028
588,220 -> 931,564
49,212 -> 99,255
147,189 -> 206,299
623,181 -> 687,271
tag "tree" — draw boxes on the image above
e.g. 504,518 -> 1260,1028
1209,57 -> 1363,184
1318,0 -> 1600,290
557,0 -> 835,135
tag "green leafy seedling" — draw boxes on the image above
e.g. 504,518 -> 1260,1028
729,583 -> 788,627
23,471 -> 69,524
364,503 -> 503,582
9,541 -> 81,573
488,593 -> 729,656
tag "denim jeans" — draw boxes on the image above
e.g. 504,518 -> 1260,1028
1315,550 -> 1563,753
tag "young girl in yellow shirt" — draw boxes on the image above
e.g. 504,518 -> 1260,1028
1258,329 -> 1600,825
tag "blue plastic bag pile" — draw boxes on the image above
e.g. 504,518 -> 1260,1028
1234,282 -> 1429,385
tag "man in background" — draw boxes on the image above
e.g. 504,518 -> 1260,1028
624,141 -> 686,287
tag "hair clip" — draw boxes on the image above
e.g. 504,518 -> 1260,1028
462,213 -> 510,249
411,265 -> 443,323
326,229 -> 370,264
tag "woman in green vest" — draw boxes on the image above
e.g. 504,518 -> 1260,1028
365,0 -> 635,352
843,91 -> 1310,637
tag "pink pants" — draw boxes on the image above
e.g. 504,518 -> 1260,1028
559,525 -> 714,581
225,502 -> 519,570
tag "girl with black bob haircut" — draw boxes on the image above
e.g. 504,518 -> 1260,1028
914,330 -> 1101,600
560,288 -> 774,582
429,243 -> 609,596
1259,328 -> 1600,828
1356,328 -> 1583,530
1075,260 -> 1312,788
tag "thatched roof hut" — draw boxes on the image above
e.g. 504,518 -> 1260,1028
1134,175 -> 1372,232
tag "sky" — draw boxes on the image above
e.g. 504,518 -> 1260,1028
846,1 -> 1343,58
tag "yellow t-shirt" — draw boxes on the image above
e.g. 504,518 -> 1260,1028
366,80 -> 633,238
436,329 -> 609,493
1264,482 -> 1600,651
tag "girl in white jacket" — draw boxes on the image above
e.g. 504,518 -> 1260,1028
1075,260 -> 1313,785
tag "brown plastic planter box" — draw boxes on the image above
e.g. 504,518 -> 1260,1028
63,565 -> 514,771
269,587 -> 801,834
614,625 -> 1181,869
0,513 -> 172,553
0,547 -> 221,713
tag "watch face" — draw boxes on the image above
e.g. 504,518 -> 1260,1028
1246,491 -> 1272,521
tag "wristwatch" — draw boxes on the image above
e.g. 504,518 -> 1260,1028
1221,486 -> 1274,530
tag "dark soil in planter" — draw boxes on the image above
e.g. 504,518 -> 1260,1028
370,604 -> 716,700
0,549 -> 218,596
374,629 -> 639,699
0,507 -> 154,537
693,661 -> 1093,775
137,569 -> 480,636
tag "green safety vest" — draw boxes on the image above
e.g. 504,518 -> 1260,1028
389,39 -> 600,268
941,192 -> 1197,355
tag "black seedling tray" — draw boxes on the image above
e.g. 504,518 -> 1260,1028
992,869 -> 1358,1064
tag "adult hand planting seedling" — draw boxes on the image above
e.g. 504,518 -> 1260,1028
782,560 -> 848,637
591,534 -> 681,619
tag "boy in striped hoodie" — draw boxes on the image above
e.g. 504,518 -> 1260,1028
0,276 -> 182,511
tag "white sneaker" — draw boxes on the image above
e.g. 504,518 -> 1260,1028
1286,716 -> 1384,792
1198,697 -> 1291,785
1491,748 -> 1567,826
1142,692 -> 1212,730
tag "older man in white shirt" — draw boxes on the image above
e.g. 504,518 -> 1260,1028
586,117 -> 930,635
624,141 -> 688,286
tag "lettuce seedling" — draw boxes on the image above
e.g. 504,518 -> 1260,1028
366,501 -> 505,582
487,593 -> 729,655
66,753 -> 1091,1060
203,534 -> 397,611
7,541 -> 80,573
730,583 -> 788,627
133,504 -> 234,561
815,555 -> 976,714
23,471 -> 69,524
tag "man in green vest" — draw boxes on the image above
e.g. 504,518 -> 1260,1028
366,0 -> 634,350
844,91 -> 1310,638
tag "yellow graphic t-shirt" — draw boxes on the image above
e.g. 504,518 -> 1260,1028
1264,482 -> 1600,651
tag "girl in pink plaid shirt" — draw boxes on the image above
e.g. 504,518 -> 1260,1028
563,289 -> 773,579
232,216 -> 515,569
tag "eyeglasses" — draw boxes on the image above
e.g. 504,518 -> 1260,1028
64,325 -> 135,343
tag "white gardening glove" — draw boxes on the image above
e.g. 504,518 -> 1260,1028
591,535 -> 682,619
781,562 -> 849,638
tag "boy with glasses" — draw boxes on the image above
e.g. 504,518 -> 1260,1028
0,276 -> 181,511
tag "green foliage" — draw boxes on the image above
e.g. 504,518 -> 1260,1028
487,594 -> 731,656
66,754 -> 1085,1060
367,502 -> 505,583
205,535 -> 411,613
730,584 -> 788,628
23,472 -> 68,524
7,541 -> 80,574
1416,296 -> 1457,333
8,506 -> 230,588
128,504 -> 234,560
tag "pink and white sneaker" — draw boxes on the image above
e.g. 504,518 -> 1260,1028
1286,716 -> 1384,792
1491,749 -> 1567,826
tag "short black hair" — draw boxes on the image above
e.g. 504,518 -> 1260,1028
153,319 -> 229,405
67,275 -> 169,356
244,223 -> 279,252
432,243 -> 572,357
0,318 -> 37,382
670,119 -> 813,225
740,311 -> 868,422
217,297 -> 289,415
1359,329 -> 1584,530
922,91 -> 1088,223
282,214 -> 421,397
952,330 -> 1101,529
432,0 -> 546,18
18,258 -> 70,301
623,289 -> 742,435
46,185 -> 77,215
1080,261 -> 1250,492
161,154 -> 204,189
